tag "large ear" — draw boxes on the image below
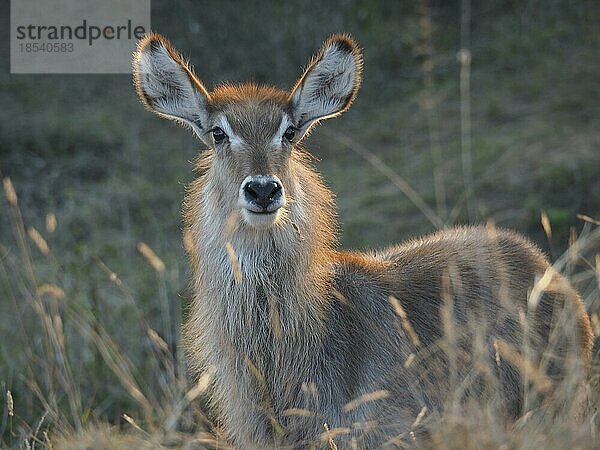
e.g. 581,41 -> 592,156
289,34 -> 362,135
133,33 -> 210,139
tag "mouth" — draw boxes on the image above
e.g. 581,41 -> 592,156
246,209 -> 277,216
241,207 -> 282,228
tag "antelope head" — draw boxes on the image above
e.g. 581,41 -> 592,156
133,33 -> 362,229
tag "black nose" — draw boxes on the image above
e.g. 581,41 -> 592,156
243,179 -> 282,211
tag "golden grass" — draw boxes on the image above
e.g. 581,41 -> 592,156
137,242 -> 166,273
389,295 -> 422,348
1,176 -> 598,450
343,390 -> 390,413
3,177 -> 17,206
225,241 -> 243,284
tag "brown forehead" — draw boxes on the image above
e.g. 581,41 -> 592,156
209,84 -> 291,143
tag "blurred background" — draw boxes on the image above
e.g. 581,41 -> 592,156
0,0 -> 598,446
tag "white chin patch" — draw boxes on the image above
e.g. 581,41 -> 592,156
241,208 -> 282,228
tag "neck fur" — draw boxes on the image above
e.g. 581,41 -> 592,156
183,150 -> 337,371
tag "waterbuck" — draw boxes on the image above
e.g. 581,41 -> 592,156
133,33 -> 593,448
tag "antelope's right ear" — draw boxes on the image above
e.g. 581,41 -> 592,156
133,33 -> 210,139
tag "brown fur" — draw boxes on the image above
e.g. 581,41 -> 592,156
133,33 -> 593,449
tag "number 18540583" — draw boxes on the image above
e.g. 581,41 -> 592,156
19,42 -> 74,52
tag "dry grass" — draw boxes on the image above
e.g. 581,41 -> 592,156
0,173 -> 598,449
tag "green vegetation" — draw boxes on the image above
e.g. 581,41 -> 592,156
0,0 -> 598,448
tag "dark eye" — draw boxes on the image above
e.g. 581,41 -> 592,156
212,127 -> 227,143
283,126 -> 296,142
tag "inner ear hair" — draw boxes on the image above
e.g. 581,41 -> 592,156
132,33 -> 210,137
290,33 -> 363,130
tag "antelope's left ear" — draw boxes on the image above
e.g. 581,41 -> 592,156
289,34 -> 363,134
